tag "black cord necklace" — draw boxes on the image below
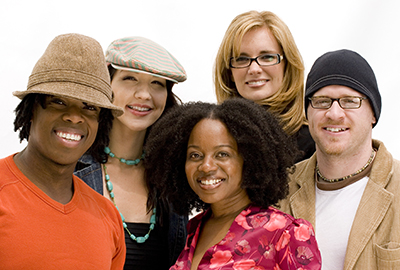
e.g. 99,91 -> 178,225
316,150 -> 375,183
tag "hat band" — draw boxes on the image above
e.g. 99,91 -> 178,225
28,69 -> 112,100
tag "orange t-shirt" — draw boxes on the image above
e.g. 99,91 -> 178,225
0,155 -> 126,269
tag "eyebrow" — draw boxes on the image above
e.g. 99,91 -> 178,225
187,144 -> 236,150
238,50 -> 277,56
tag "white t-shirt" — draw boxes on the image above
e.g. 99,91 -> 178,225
315,177 -> 369,270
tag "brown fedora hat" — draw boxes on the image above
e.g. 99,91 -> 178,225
13,33 -> 123,116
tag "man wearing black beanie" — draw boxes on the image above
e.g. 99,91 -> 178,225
280,49 -> 400,269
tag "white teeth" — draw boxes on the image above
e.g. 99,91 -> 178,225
56,132 -> 82,141
128,105 -> 150,111
200,179 -> 222,185
248,80 -> 266,85
326,127 -> 346,132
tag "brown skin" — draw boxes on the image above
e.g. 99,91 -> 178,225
14,96 -> 100,204
185,119 -> 251,269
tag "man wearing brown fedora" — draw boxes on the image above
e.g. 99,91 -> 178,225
0,33 -> 126,269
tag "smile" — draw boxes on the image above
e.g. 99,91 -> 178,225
325,127 -> 347,132
247,80 -> 268,86
199,179 -> 223,185
56,131 -> 82,141
127,105 -> 151,112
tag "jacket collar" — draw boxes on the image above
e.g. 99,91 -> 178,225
289,154 -> 318,226
344,140 -> 394,269
291,140 -> 394,270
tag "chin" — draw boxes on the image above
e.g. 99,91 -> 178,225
245,93 -> 275,103
321,144 -> 347,156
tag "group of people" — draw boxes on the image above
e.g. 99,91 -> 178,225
0,9 -> 398,270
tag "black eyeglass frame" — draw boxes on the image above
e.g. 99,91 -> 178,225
308,96 -> 368,109
229,53 -> 284,69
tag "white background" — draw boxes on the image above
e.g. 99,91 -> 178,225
1,0 -> 399,159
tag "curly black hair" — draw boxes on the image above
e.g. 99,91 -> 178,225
13,93 -> 113,162
144,98 -> 299,216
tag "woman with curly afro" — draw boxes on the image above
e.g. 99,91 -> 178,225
145,98 -> 321,270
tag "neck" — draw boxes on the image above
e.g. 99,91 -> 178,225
108,123 -> 146,160
210,193 -> 251,220
316,145 -> 374,180
14,148 -> 74,204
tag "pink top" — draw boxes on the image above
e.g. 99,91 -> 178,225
171,205 -> 321,270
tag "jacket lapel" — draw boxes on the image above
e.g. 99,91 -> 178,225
289,156 -> 317,227
344,141 -> 394,270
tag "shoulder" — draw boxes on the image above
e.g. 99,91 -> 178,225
371,140 -> 400,185
233,206 -> 321,267
73,176 -> 119,217
234,205 -> 305,231
0,154 -> 22,189
285,155 -> 316,195
74,154 -> 103,193
74,154 -> 100,175
264,207 -> 321,267
237,206 -> 315,239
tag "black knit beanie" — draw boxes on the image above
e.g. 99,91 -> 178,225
305,49 -> 381,127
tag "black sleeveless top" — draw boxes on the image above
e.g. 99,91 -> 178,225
123,222 -> 169,270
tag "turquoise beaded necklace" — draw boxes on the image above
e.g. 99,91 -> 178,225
103,147 -> 156,244
104,146 -> 145,165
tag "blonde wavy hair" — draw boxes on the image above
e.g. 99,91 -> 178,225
214,10 -> 306,135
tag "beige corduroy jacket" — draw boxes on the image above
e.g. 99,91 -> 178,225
279,140 -> 400,269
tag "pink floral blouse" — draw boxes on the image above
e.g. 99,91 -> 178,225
170,205 -> 321,270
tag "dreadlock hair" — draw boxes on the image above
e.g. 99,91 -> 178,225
14,94 -> 46,142
144,98 -> 299,217
84,108 -> 114,163
13,93 -> 114,163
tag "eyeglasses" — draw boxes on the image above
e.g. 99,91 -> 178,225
229,53 -> 284,68
309,96 -> 367,109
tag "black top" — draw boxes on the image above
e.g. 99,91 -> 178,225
74,155 -> 188,268
294,125 -> 315,163
123,222 -> 169,270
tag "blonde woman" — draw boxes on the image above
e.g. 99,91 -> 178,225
214,10 -> 314,161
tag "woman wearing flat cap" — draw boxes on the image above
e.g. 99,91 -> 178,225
74,36 -> 188,269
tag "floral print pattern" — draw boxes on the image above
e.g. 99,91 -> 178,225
170,205 -> 321,270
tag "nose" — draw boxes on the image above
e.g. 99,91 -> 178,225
325,100 -> 345,120
198,156 -> 218,173
247,60 -> 263,74
133,84 -> 151,100
62,105 -> 84,124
